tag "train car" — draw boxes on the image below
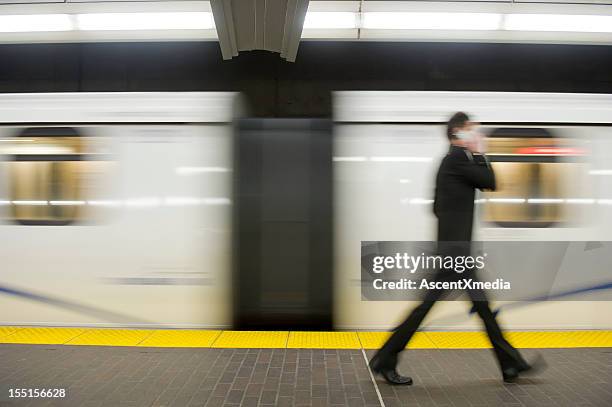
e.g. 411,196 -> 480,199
3,91 -> 612,333
0,92 -> 236,328
333,91 -> 612,331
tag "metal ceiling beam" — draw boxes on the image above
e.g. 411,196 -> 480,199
210,0 -> 309,62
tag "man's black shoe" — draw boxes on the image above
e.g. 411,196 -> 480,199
503,353 -> 547,383
502,367 -> 519,383
369,354 -> 413,385
377,368 -> 414,385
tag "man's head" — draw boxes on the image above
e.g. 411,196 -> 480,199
446,111 -> 483,152
446,111 -> 472,142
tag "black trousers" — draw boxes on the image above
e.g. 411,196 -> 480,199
376,267 -> 527,374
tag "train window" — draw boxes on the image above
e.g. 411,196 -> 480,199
481,128 -> 584,228
0,127 -> 111,226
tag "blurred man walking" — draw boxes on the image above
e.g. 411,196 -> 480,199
369,112 -> 544,385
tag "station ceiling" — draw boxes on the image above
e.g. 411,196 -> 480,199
0,1 -> 611,61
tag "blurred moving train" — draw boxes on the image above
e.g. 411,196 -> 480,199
1,91 -> 611,331
334,91 -> 612,331
0,93 -> 235,328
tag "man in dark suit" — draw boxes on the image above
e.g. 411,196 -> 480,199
369,112 -> 543,385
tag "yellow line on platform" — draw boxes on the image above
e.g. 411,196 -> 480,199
0,326 -> 21,339
1,327 -> 84,345
65,329 -> 153,346
212,331 -> 289,348
139,330 -> 222,348
358,331 -> 436,349
288,331 -> 361,349
0,327 -> 611,349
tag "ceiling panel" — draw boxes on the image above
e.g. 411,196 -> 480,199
0,0 -> 63,4
264,0 -> 288,52
514,0 -> 612,3
67,0 -> 194,2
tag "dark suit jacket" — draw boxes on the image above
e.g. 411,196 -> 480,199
433,145 -> 496,242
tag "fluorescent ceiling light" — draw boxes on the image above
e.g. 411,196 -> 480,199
0,14 -> 73,33
505,14 -> 612,33
303,12 -> 357,29
77,12 -> 214,31
363,12 -> 502,31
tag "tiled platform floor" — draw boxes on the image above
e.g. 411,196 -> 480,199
0,345 -> 610,407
